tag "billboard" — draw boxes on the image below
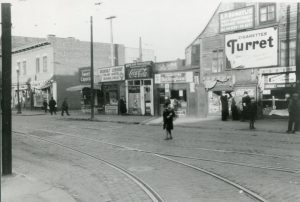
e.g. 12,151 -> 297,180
219,6 -> 254,33
98,66 -> 125,82
79,67 -> 91,83
225,27 -> 278,69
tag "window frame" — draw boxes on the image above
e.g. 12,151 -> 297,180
36,57 -> 40,74
280,39 -> 296,67
42,56 -> 48,72
259,3 -> 276,24
211,49 -> 224,73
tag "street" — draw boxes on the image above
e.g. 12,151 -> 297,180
2,113 -> 300,202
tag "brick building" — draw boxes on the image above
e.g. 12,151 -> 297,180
11,35 -> 125,109
186,2 -> 298,117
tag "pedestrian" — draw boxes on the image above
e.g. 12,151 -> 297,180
48,97 -> 57,115
61,98 -> 70,116
163,103 -> 175,140
241,91 -> 251,121
43,98 -> 48,113
231,97 -> 239,120
286,93 -> 300,133
249,97 -> 257,129
220,91 -> 229,121
119,97 -> 127,115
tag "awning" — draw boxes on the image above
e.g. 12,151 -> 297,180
66,84 -> 101,92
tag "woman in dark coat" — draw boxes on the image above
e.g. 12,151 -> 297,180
163,103 -> 175,140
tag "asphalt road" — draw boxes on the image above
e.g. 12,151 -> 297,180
7,115 -> 300,202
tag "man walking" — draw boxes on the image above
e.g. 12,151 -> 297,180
241,91 -> 251,121
249,97 -> 257,129
43,98 -> 48,113
61,98 -> 70,116
49,97 -> 57,115
220,91 -> 229,121
163,103 -> 175,140
287,93 -> 299,133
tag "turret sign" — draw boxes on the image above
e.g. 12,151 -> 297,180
225,27 -> 278,69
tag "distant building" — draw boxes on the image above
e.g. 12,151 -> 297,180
186,2 -> 298,117
11,35 -> 125,109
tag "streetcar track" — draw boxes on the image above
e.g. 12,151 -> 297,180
28,129 -> 300,174
14,131 -> 164,202
14,130 -> 269,202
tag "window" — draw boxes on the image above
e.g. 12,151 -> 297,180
191,44 -> 200,66
17,62 -> 21,75
280,39 -> 296,66
36,58 -> 40,73
259,3 -> 276,23
43,56 -> 48,72
212,49 -> 224,73
22,61 -> 27,75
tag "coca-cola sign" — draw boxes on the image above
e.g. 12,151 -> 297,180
125,62 -> 153,79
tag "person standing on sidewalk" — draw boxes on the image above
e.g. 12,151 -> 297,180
220,91 -> 229,121
163,103 -> 175,140
43,98 -> 48,113
48,97 -> 57,115
286,93 -> 299,133
61,98 -> 70,116
249,97 -> 257,129
241,91 -> 251,121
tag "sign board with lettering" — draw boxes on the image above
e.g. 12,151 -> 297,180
125,61 -> 153,79
155,71 -> 194,84
266,73 -> 296,84
219,6 -> 254,33
79,67 -> 91,83
225,27 -> 278,69
98,66 -> 125,82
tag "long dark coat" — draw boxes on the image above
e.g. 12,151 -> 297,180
163,108 -> 175,130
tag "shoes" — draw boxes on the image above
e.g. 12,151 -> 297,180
164,138 -> 169,140
286,130 -> 292,133
169,136 -> 173,140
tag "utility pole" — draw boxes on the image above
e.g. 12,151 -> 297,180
90,16 -> 95,120
106,16 -> 116,66
2,3 -> 12,175
139,37 -> 143,62
296,3 -> 300,92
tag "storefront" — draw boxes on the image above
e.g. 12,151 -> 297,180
259,66 -> 296,116
125,61 -> 154,115
97,65 -> 126,115
154,70 -> 199,117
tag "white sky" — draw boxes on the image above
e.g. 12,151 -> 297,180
2,0 -> 296,61
0,0 -> 221,61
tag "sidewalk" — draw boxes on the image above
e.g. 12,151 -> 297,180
146,115 -> 290,134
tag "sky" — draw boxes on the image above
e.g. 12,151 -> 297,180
0,0 -> 221,61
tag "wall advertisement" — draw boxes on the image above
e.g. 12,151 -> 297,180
225,27 -> 278,69
79,67 -> 91,83
155,71 -> 193,84
98,66 -> 125,82
219,6 -> 254,33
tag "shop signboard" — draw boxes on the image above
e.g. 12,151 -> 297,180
125,61 -> 153,79
98,66 -> 125,82
155,71 -> 193,84
225,27 -> 278,69
265,83 -> 296,89
266,73 -> 296,84
219,6 -> 254,33
79,67 -> 91,83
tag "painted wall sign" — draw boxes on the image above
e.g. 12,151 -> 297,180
98,66 -> 125,82
225,27 -> 278,69
219,6 -> 254,33
125,61 -> 153,79
79,67 -> 91,83
266,73 -> 296,84
260,66 -> 296,74
155,71 -> 194,84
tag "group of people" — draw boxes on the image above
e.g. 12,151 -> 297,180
220,91 -> 257,129
43,97 -> 70,116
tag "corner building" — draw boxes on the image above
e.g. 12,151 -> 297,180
186,2 -> 298,117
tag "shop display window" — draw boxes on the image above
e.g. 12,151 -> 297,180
170,89 -> 187,111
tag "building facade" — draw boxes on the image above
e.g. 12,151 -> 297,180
186,2 -> 298,117
12,35 -> 125,110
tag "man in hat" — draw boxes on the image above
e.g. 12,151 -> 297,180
241,91 -> 251,121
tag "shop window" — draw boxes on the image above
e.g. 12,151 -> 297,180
43,56 -> 48,72
36,58 -> 40,73
134,80 -> 141,86
128,80 -> 133,86
212,49 -> 223,73
22,61 -> 27,75
259,3 -> 276,24
280,39 -> 296,66
170,89 -> 187,111
144,80 -> 151,85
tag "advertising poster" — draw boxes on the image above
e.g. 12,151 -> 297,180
225,27 -> 278,69
128,86 -> 141,114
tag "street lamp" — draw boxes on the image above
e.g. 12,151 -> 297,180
106,15 -> 116,66
16,67 -> 22,114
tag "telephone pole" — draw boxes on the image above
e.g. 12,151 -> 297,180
106,16 -> 116,66
296,3 -> 300,92
2,3 -> 12,175
90,16 -> 95,120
